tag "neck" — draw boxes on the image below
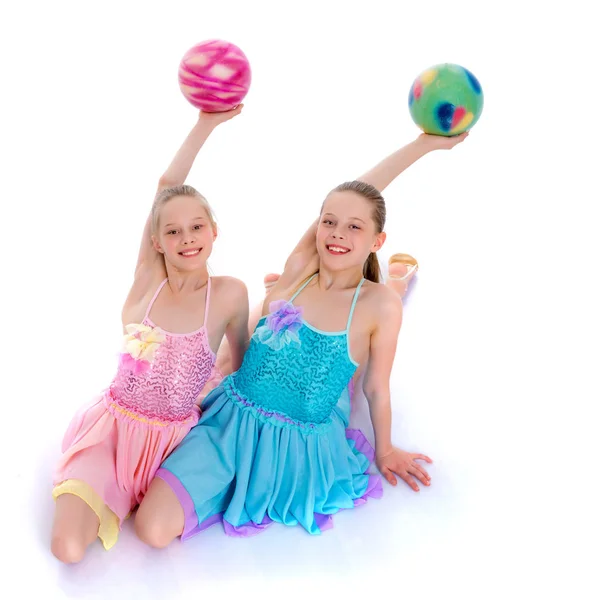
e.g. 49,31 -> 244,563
164,263 -> 210,294
316,264 -> 363,290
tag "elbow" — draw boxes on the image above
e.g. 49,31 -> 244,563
284,249 -> 318,274
364,386 -> 377,404
283,252 -> 303,274
158,176 -> 178,191
363,383 -> 390,405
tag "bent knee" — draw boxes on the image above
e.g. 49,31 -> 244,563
134,514 -> 177,549
134,477 -> 184,548
51,535 -> 87,564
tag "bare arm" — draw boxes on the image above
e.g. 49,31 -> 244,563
212,289 -> 269,379
358,132 -> 468,193
135,106 -> 243,276
122,107 -> 244,326
363,289 -> 432,491
263,217 -> 320,304
284,218 -> 319,269
223,280 -> 250,373
270,133 -> 469,298
195,279 -> 249,405
363,291 -> 404,458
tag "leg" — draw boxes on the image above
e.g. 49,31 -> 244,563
51,494 -> 99,563
263,264 -> 418,300
135,477 -> 185,549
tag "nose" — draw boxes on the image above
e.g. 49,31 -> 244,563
182,230 -> 197,245
331,227 -> 346,239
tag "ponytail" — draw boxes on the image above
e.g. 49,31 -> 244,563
363,252 -> 381,283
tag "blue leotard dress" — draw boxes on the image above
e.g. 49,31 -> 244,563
156,274 -> 382,538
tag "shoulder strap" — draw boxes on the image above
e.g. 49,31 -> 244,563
203,277 -> 212,324
144,278 -> 168,321
346,278 -> 365,331
290,273 -> 318,303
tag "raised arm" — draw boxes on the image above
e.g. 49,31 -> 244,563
358,132 -> 468,193
268,132 -> 469,301
363,288 -> 432,491
265,217 -> 320,301
135,106 -> 244,276
284,217 -> 321,272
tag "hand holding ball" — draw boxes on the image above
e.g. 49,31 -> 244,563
409,63 -> 483,136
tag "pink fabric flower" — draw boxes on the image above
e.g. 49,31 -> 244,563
120,323 -> 166,374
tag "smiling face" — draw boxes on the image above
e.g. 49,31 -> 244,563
316,190 -> 386,274
152,194 -> 217,270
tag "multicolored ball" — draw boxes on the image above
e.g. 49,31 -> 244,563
408,63 -> 483,136
178,40 -> 251,112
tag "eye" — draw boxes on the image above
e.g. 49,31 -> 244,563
322,219 -> 334,226
167,230 -> 178,235
193,224 -> 204,230
350,224 -> 361,230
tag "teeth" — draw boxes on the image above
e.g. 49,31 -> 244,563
181,249 -> 199,256
328,246 -> 349,253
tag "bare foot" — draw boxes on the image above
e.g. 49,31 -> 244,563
263,260 -> 417,300
386,254 -> 418,299
264,273 -> 280,295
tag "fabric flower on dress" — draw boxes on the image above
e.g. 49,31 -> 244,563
120,323 -> 166,374
254,300 -> 303,351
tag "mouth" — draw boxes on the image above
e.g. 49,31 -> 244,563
326,244 -> 351,255
178,248 -> 202,258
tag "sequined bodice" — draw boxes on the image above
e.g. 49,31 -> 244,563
110,320 -> 215,422
231,322 -> 357,424
230,275 -> 363,424
109,278 -> 215,422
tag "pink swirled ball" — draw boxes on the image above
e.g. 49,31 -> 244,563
178,40 -> 251,112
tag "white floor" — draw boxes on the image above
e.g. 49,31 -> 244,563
3,2 -> 599,599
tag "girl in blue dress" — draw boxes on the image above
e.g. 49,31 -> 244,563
135,131 -> 468,544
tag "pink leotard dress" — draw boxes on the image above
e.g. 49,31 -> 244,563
52,278 -> 217,549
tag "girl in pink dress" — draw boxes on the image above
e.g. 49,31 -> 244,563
51,107 -> 249,563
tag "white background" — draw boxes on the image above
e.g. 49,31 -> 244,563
2,0 -> 599,598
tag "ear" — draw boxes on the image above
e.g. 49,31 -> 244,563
212,225 -> 218,241
151,235 -> 164,254
371,231 -> 386,253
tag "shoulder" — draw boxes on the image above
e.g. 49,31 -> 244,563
210,276 -> 248,302
360,281 -> 403,326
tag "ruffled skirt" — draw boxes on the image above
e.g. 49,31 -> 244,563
157,376 -> 382,539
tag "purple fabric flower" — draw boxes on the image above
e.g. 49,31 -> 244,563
253,300 -> 304,351
266,300 -> 303,334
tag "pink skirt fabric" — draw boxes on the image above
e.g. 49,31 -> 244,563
53,390 -> 199,524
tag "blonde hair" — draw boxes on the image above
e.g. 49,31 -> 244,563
327,180 -> 386,283
152,185 -> 216,234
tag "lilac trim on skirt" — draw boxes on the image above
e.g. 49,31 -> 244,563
155,468 -> 201,541
157,427 -> 382,539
